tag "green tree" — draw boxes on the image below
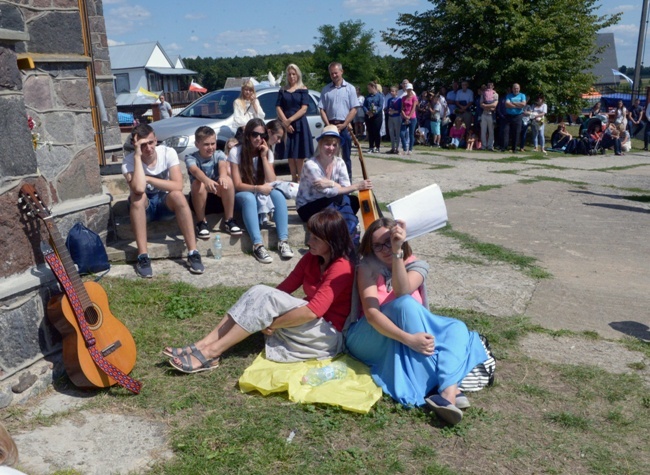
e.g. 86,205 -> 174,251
312,20 -> 377,87
382,0 -> 620,114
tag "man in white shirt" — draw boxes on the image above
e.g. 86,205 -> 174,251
122,124 -> 203,277
455,80 -> 475,130
158,94 -> 173,119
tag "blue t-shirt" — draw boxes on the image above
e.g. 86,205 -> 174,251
185,150 -> 227,183
506,93 -> 526,115
386,97 -> 401,117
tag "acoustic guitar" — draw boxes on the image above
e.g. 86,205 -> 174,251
348,126 -> 383,230
19,184 -> 137,389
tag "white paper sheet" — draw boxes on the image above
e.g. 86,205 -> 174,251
387,184 -> 448,240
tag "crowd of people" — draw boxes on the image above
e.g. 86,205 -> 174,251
120,61 -> 497,425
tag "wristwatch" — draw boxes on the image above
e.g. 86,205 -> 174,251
392,250 -> 404,259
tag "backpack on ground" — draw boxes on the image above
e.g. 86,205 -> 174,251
65,222 -> 110,275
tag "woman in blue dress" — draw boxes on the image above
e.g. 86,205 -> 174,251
276,63 -> 314,182
345,217 -> 495,425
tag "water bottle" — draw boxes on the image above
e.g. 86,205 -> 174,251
213,234 -> 222,260
301,361 -> 347,386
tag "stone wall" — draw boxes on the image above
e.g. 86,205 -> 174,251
0,0 -> 120,407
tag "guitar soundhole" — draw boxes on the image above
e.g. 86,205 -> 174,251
85,305 -> 103,330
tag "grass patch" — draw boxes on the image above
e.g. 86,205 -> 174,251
373,154 -> 422,165
7,279 -> 650,475
545,411 -> 590,430
621,336 -> 650,359
493,169 -> 521,174
429,164 -> 456,170
482,154 -> 549,163
442,184 -> 503,199
439,225 -> 551,279
530,163 -> 570,170
594,164 -> 650,172
444,254 -> 486,266
528,176 -> 589,185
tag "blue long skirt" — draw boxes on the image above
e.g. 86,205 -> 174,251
345,295 -> 488,407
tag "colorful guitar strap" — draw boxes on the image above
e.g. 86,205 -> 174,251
41,242 -> 142,394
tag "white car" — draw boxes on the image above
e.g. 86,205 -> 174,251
147,85 -> 323,160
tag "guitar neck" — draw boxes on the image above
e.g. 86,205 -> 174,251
44,218 -> 92,309
348,127 -> 370,180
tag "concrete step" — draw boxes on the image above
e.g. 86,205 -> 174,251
106,209 -> 308,263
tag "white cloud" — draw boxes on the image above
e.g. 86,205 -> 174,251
190,35 -> 199,42
601,23 -> 639,36
343,0 -> 419,15
105,5 -> 152,36
166,43 -> 182,52
203,43 -> 212,49
205,29 -> 279,57
280,43 -> 312,53
607,4 -> 637,13
107,38 -> 125,46
614,37 -> 632,47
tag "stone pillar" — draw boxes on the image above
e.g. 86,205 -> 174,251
0,0 -> 117,407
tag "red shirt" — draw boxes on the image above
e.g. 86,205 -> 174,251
276,253 -> 354,332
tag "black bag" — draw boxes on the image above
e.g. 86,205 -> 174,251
564,138 -> 588,155
65,223 -> 110,275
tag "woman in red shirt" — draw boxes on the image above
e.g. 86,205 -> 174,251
164,208 -> 354,372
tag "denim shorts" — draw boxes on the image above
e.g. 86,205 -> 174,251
128,191 -> 175,222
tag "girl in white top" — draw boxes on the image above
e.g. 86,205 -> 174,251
227,118 -> 292,264
531,96 -> 548,153
232,79 -> 265,130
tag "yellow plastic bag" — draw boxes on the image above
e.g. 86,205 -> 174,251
239,353 -> 382,414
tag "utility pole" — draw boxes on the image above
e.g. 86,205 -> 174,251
632,0 -> 650,101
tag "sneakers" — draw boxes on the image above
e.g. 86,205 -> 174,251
278,241 -> 294,259
135,253 -> 153,278
223,218 -> 242,236
253,245 -> 273,264
196,220 -> 210,240
187,251 -> 204,274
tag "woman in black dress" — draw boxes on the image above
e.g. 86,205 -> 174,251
276,63 -> 314,182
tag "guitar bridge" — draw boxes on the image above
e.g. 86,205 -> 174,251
101,341 -> 122,357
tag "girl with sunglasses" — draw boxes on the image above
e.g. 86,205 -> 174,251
345,217 -> 495,425
227,118 -> 293,263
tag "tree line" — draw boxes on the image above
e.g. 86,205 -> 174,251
185,0 -> 620,116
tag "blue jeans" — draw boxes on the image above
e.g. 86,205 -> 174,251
400,120 -> 417,151
235,189 -> 288,246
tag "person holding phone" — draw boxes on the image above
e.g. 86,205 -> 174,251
227,118 -> 293,263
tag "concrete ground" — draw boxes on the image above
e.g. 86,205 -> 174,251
8,144 -> 650,474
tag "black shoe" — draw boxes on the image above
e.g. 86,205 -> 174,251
223,218 -> 242,236
253,245 -> 273,264
187,251 -> 204,274
196,220 -> 210,240
135,253 -> 153,278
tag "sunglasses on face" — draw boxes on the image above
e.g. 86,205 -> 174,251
250,131 -> 268,139
372,240 -> 392,253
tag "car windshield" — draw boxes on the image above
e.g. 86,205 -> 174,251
178,90 -> 240,119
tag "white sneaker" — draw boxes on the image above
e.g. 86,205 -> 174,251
278,241 -> 294,259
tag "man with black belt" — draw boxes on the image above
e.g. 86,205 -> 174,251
319,62 -> 357,179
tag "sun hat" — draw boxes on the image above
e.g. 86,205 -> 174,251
317,124 -> 341,141
405,83 -> 414,91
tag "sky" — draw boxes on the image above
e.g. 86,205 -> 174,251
104,0 -> 647,69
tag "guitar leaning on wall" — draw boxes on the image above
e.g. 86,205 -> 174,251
348,126 -> 383,230
19,184 -> 137,390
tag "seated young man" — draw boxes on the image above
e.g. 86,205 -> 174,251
122,124 -> 204,278
185,126 -> 242,239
